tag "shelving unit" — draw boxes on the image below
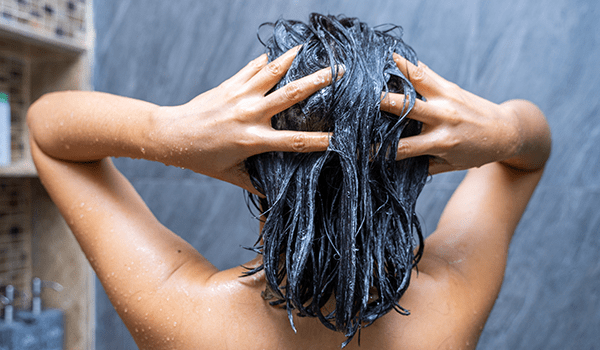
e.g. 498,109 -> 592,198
0,1 -> 94,349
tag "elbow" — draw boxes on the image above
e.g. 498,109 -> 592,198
504,99 -> 552,172
534,103 -> 552,170
27,92 -> 63,150
27,93 -> 52,142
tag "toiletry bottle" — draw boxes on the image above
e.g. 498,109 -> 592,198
0,92 -> 10,166
0,285 -> 30,349
16,278 -> 65,350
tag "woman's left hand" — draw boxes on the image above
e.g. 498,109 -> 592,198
156,46 -> 338,193
380,53 -> 519,174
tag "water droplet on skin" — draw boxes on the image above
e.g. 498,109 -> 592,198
135,328 -> 139,333
80,202 -> 85,207
391,100 -> 396,106
124,308 -> 128,313
79,214 -> 84,218
141,147 -> 146,154
173,322 -> 177,327
138,296 -> 142,301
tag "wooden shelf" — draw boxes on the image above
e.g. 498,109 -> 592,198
0,0 -> 95,349
0,20 -> 86,55
0,1 -> 94,178
0,158 -> 36,176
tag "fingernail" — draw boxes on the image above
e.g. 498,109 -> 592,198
393,52 -> 404,61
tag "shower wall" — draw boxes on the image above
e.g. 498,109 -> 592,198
93,0 -> 600,348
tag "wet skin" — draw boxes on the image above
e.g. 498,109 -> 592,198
28,48 -> 550,349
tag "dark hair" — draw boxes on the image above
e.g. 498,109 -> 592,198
244,13 -> 428,347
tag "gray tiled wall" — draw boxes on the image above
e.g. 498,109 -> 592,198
93,0 -> 600,348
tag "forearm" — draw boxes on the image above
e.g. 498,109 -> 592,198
27,91 -> 161,163
499,100 -> 551,171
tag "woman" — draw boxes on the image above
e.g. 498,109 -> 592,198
27,15 -> 550,350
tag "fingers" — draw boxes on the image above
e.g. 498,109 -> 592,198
380,92 -> 436,124
427,159 -> 454,175
233,54 -> 269,83
395,134 -> 437,161
246,45 -> 302,93
263,128 -> 433,162
258,66 -> 342,118
393,53 -> 445,98
259,129 -> 331,154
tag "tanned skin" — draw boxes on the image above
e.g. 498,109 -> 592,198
28,48 -> 550,349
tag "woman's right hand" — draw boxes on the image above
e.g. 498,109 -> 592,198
381,53 -> 522,174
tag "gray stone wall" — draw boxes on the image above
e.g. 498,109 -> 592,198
93,1 -> 600,348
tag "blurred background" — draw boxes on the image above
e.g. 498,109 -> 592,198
91,0 -> 600,348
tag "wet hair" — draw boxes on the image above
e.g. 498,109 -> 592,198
244,13 -> 429,346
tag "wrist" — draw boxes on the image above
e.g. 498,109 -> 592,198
145,103 -> 196,169
144,104 -> 175,162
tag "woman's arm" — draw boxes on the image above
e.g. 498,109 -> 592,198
27,47 -> 337,348
381,54 -> 551,340
29,47 -> 337,192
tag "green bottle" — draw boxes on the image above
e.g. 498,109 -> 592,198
0,92 -> 10,166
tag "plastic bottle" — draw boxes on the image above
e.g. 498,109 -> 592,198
0,92 -> 10,166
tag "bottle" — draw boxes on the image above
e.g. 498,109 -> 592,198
0,92 -> 10,166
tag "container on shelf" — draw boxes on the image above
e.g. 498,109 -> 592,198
0,92 -> 9,166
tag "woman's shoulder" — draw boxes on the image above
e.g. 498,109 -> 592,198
168,259 -> 481,350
